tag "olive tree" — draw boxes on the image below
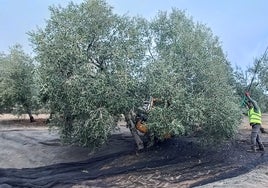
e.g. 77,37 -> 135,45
258,49 -> 268,90
29,0 -> 150,147
247,52 -> 268,112
143,9 -> 242,144
0,45 -> 37,121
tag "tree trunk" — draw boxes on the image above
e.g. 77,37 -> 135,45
126,110 -> 144,150
29,115 -> 35,122
46,112 -> 54,124
27,109 -> 35,122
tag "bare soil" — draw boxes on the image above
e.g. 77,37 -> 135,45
1,114 -> 268,188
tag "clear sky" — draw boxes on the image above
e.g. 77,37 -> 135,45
1,0 -> 268,70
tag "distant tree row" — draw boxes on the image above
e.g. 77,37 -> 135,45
0,0 -> 267,148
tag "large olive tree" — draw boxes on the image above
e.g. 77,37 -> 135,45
143,9 -> 242,144
30,0 -> 242,148
29,0 -> 150,147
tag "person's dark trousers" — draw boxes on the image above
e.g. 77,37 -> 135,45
251,123 -> 265,151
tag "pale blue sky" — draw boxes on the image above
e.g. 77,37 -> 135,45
1,0 -> 268,70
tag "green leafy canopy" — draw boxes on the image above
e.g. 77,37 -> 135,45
28,0 -> 242,148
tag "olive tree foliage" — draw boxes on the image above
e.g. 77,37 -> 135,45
233,60 -> 268,113
244,52 -> 268,112
30,1 -> 243,148
258,49 -> 268,90
257,51 -> 268,112
0,45 -> 37,121
143,10 -> 242,144
233,66 -> 248,96
0,53 -> 11,112
29,0 -> 150,148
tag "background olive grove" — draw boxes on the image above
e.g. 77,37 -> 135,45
0,45 -> 38,121
1,0 -> 268,149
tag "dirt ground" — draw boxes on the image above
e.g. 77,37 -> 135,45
1,114 -> 268,188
